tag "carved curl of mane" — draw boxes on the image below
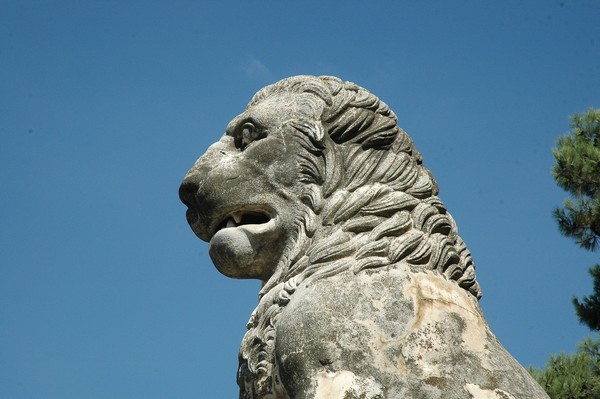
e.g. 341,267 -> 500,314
252,75 -> 481,300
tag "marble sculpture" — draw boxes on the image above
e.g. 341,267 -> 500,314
179,75 -> 549,399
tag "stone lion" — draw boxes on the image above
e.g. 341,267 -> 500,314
179,76 -> 548,399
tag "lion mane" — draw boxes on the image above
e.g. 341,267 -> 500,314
237,76 -> 482,398
251,76 -> 481,299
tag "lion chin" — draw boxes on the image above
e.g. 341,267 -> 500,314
179,76 -> 549,399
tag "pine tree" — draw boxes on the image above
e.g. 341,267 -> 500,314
529,336 -> 600,399
552,108 -> 600,251
552,108 -> 600,331
573,265 -> 600,332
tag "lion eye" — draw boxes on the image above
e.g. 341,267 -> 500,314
238,122 -> 265,150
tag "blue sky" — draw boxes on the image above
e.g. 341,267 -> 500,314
1,1 -> 599,398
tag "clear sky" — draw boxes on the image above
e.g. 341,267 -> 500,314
1,1 -> 599,398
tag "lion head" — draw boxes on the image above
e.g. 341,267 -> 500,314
179,75 -> 481,299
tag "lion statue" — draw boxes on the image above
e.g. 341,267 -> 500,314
179,76 -> 548,399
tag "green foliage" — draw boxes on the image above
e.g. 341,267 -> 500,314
538,108 -> 600,396
529,335 -> 600,399
573,265 -> 600,332
552,108 -> 600,331
552,108 -> 600,251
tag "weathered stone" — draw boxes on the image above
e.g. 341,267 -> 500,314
179,76 -> 549,398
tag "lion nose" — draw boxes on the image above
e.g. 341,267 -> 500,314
179,176 -> 200,210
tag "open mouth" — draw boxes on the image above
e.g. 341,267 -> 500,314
209,210 -> 274,241
217,211 -> 271,231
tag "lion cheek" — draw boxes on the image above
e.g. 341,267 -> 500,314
208,228 -> 265,279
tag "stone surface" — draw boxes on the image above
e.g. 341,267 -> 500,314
179,76 -> 549,399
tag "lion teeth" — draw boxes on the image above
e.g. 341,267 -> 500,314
226,218 -> 236,228
232,213 -> 243,224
